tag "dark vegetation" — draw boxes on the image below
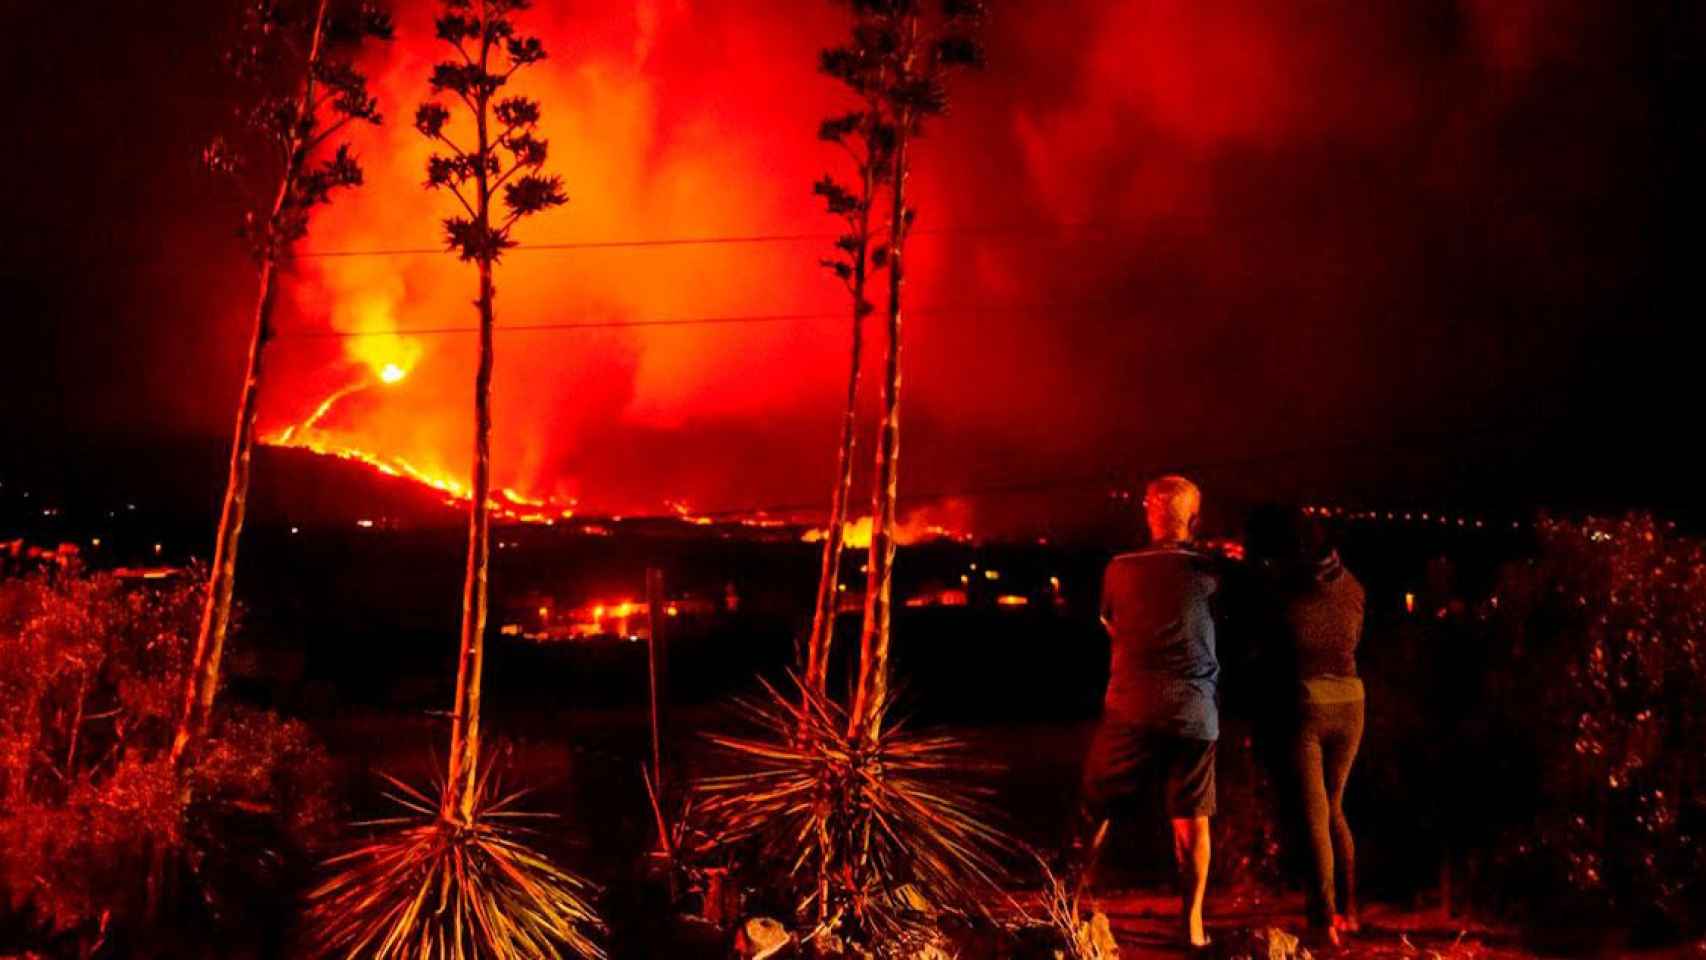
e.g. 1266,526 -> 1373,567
0,568 -> 335,957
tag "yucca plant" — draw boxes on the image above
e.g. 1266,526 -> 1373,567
699,5 -> 996,954
698,677 -> 1016,956
306,768 -> 604,959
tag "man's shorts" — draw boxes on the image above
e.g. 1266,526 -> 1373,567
1081,721 -> 1217,820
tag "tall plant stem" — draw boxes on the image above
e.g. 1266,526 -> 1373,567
172,0 -> 331,768
445,33 -> 496,826
848,123 -> 909,742
805,162 -> 875,698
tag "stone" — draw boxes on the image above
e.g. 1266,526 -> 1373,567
734,916 -> 792,960
1256,926 -> 1308,960
1218,926 -> 1310,960
1008,921 -> 1070,959
1087,910 -> 1120,959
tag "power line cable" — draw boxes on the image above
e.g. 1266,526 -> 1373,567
290,219 -> 1144,260
273,312 -> 830,339
269,300 -> 1126,339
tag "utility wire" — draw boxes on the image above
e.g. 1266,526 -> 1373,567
270,300 -> 1125,339
273,312 -> 831,339
291,219 -> 1141,260
294,232 -> 825,259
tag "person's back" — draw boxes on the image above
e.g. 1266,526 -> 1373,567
1101,545 -> 1222,740
1279,549 -> 1364,698
1248,506 -> 1367,945
1081,475 -> 1219,949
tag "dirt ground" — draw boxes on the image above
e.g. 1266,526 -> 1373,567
1075,890 -> 1706,959
1081,889 -> 1518,958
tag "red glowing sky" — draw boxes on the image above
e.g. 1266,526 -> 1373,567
5,0 -> 1695,530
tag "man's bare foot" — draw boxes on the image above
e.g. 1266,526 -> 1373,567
1334,912 -> 1360,934
1309,924 -> 1343,949
1183,917 -> 1211,949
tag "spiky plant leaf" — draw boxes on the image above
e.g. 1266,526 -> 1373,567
306,769 -> 605,960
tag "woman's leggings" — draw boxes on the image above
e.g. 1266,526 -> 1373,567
1295,697 -> 1364,926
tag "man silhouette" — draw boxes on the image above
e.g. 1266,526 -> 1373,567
1083,475 -> 1221,949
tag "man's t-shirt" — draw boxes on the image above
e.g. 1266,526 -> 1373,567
1100,544 -> 1222,741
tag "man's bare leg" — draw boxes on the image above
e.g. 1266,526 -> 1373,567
1171,816 -> 1211,947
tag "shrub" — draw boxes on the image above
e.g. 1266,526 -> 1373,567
0,567 -> 336,953
1490,515 -> 1706,939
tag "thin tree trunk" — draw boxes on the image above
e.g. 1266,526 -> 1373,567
848,127 -> 908,742
445,84 -> 496,826
172,258 -> 278,765
171,0 -> 330,769
804,189 -> 871,697
806,150 -> 874,906
645,566 -> 667,799
65,672 -> 89,776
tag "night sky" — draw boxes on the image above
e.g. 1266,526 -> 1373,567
2,0 -> 1700,534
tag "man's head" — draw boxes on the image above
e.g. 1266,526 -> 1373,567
1144,475 -> 1202,544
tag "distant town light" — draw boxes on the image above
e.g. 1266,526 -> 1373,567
356,519 -> 375,528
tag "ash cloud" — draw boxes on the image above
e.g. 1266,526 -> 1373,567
6,0 -> 1692,533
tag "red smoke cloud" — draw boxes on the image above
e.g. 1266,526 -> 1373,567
262,0 -> 1609,533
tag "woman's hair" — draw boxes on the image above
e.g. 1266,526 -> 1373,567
1245,503 -> 1332,567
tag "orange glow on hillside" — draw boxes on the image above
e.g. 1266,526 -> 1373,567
803,498 -> 977,548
